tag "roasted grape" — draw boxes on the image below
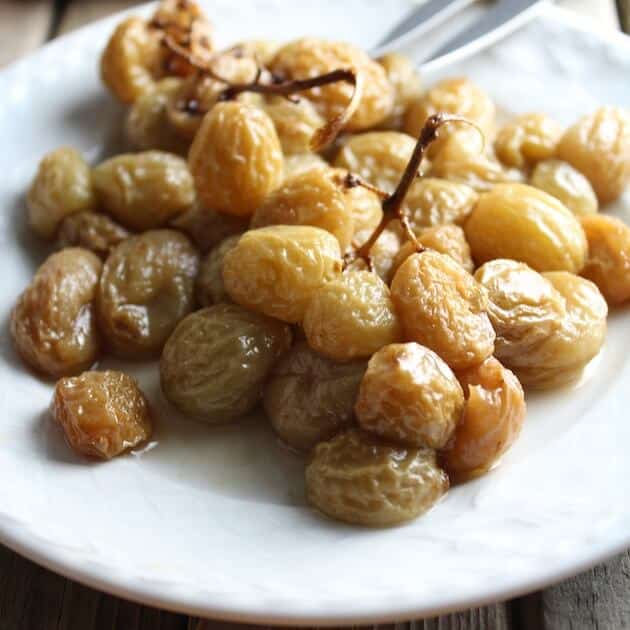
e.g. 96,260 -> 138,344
11,249 -> 102,377
404,77 -> 495,156
494,113 -> 562,169
160,304 -> 291,422
188,102 -> 284,216
392,225 -> 474,275
56,211 -> 130,258
53,370 -> 152,459
402,178 -> 478,231
474,259 -> 566,363
442,357 -> 525,482
303,271 -> 402,361
509,272 -> 608,389
223,225 -> 342,323
125,77 -> 189,154
580,214 -> 630,305
556,106 -> 630,204
530,159 -> 598,217
356,343 -> 464,449
250,167 -> 355,250
270,38 -> 394,131
93,151 -> 195,231
97,230 -> 199,358
263,342 -> 365,451
166,54 -> 260,140
27,147 -> 95,239
465,184 -> 587,272
391,251 -> 495,369
306,428 -> 449,526
263,96 -> 325,155
100,16 -> 162,103
377,52 -> 422,130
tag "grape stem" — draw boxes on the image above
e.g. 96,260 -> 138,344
345,113 -> 483,269
163,34 -> 363,150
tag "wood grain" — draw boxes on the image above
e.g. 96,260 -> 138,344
536,551 -> 630,629
189,604 -> 512,630
0,1 -> 53,67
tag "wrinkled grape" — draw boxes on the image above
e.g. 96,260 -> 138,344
160,304 -> 291,422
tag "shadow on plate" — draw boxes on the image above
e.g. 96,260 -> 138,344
31,408 -> 95,467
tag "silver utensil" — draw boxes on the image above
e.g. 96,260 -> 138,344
426,0 -> 543,62
374,0 -> 478,50
372,0 -> 544,64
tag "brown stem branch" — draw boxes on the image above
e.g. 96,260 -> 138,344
164,32 -> 363,149
219,68 -> 363,150
349,113 -> 484,268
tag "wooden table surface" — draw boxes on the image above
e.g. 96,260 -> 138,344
1,1 -> 628,628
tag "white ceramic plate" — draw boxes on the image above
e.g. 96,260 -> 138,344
1,1 -> 629,625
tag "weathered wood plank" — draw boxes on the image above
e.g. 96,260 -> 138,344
0,0 -> 54,67
535,551 -> 630,629
189,603 -> 511,630
0,549 -> 189,630
57,0 -> 142,36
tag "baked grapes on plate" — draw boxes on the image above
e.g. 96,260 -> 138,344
10,0 -> 630,526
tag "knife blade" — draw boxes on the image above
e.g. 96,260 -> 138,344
373,0 -> 478,51
424,0 -> 543,62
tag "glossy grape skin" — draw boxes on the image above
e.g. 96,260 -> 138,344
160,304 -> 291,422
441,357 -> 526,482
27,147 -> 95,239
223,225 -> 343,323
100,17 -> 162,103
263,342 -> 365,451
556,106 -> 630,204
333,131 -> 416,193
355,343 -> 464,449
303,271 -> 402,361
53,370 -> 152,460
93,151 -> 195,231
97,230 -> 199,358
306,428 -> 449,527
580,214 -> 630,305
188,102 -> 284,217
474,259 -> 567,364
377,52 -> 422,130
11,249 -> 102,378
270,38 -> 394,131
195,234 -> 241,306
510,272 -> 608,389
250,167 -> 355,251
530,159 -> 598,217
494,113 -> 563,169
391,251 -> 495,370
465,184 -> 587,273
